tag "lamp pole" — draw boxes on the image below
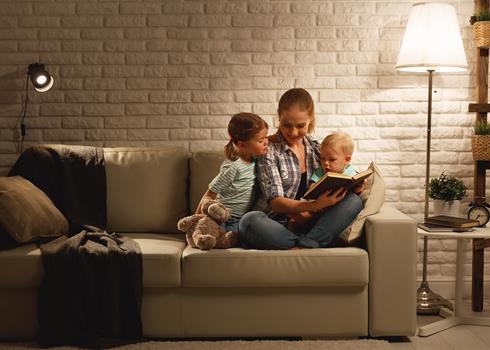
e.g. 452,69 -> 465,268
424,69 -> 433,221
417,69 -> 453,314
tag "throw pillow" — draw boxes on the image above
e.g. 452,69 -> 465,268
339,162 -> 386,244
0,176 -> 69,243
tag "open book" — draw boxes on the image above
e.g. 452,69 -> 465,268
302,168 -> 373,200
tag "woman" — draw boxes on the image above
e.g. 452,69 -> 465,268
239,88 -> 363,249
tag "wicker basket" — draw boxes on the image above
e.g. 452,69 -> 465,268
474,21 -> 490,48
471,135 -> 490,160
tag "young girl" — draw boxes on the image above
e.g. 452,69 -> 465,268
195,112 -> 269,233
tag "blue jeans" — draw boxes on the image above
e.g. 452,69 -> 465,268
221,215 -> 240,233
239,192 -> 363,250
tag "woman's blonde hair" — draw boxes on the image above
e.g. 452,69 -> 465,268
277,88 -> 315,133
224,112 -> 268,161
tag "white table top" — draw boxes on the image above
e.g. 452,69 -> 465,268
417,225 -> 490,239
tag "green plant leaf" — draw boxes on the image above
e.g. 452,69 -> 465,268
474,9 -> 490,22
428,172 -> 467,201
474,121 -> 490,135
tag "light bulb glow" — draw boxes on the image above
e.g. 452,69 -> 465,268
36,75 -> 47,85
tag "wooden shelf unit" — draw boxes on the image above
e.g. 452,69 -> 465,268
471,0 -> 490,312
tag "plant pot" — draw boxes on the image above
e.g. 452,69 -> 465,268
474,21 -> 490,48
471,135 -> 490,160
433,199 -> 461,217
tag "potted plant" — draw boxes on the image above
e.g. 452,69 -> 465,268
471,9 -> 490,48
428,172 -> 467,217
471,121 -> 490,160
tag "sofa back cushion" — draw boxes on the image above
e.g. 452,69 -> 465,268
189,151 -> 224,213
104,147 -> 188,233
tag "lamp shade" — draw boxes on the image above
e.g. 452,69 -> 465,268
396,2 -> 467,73
27,63 -> 54,93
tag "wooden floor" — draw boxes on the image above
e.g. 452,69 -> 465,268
389,301 -> 490,349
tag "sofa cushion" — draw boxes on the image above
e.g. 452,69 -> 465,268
182,247 -> 368,287
189,151 -> 224,213
0,242 -> 43,288
104,147 -> 188,233
340,162 -> 386,244
124,233 -> 187,287
0,176 -> 69,243
0,233 -> 187,289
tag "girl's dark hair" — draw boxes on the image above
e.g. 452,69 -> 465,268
224,112 -> 268,161
277,88 -> 315,133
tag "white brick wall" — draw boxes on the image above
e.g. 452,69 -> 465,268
0,0 -> 489,295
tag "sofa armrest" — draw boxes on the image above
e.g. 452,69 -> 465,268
365,205 -> 417,337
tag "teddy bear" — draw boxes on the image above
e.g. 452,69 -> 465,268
177,198 -> 240,250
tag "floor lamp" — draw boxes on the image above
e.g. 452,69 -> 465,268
396,3 -> 468,314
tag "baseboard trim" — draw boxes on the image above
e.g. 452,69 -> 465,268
416,278 -> 490,300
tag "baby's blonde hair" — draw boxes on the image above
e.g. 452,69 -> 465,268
321,131 -> 355,155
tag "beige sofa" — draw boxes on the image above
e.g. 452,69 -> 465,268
0,146 -> 417,339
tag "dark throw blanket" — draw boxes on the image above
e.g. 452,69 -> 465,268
9,145 -> 143,348
38,230 -> 142,348
9,144 -> 106,232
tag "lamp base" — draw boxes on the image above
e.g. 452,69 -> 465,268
417,280 -> 453,315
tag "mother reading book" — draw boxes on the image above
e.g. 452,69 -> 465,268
239,89 -> 363,249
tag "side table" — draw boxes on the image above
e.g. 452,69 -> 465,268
417,227 -> 490,336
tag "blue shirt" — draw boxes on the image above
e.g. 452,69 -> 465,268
310,164 -> 357,183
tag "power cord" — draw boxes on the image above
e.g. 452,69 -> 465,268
18,74 -> 29,154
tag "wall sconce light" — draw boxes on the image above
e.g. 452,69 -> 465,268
19,63 -> 54,152
28,63 -> 54,93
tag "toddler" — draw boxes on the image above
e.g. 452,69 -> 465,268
288,131 -> 362,234
311,131 -> 357,183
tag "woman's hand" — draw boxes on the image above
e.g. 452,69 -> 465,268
352,179 -> 367,194
310,187 -> 347,212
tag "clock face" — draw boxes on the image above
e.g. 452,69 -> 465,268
468,205 -> 490,226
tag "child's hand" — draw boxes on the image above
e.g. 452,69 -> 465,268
353,179 -> 367,194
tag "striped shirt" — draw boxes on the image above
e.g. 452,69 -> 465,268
253,132 -> 320,222
209,158 -> 256,218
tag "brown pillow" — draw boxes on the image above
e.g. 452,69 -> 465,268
339,162 -> 386,244
0,176 -> 68,243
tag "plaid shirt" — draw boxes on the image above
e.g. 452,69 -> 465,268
253,132 -> 320,222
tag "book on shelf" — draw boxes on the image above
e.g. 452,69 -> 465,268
302,168 -> 373,200
417,222 -> 475,233
423,215 -> 480,228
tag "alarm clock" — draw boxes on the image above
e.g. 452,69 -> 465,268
468,202 -> 490,227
